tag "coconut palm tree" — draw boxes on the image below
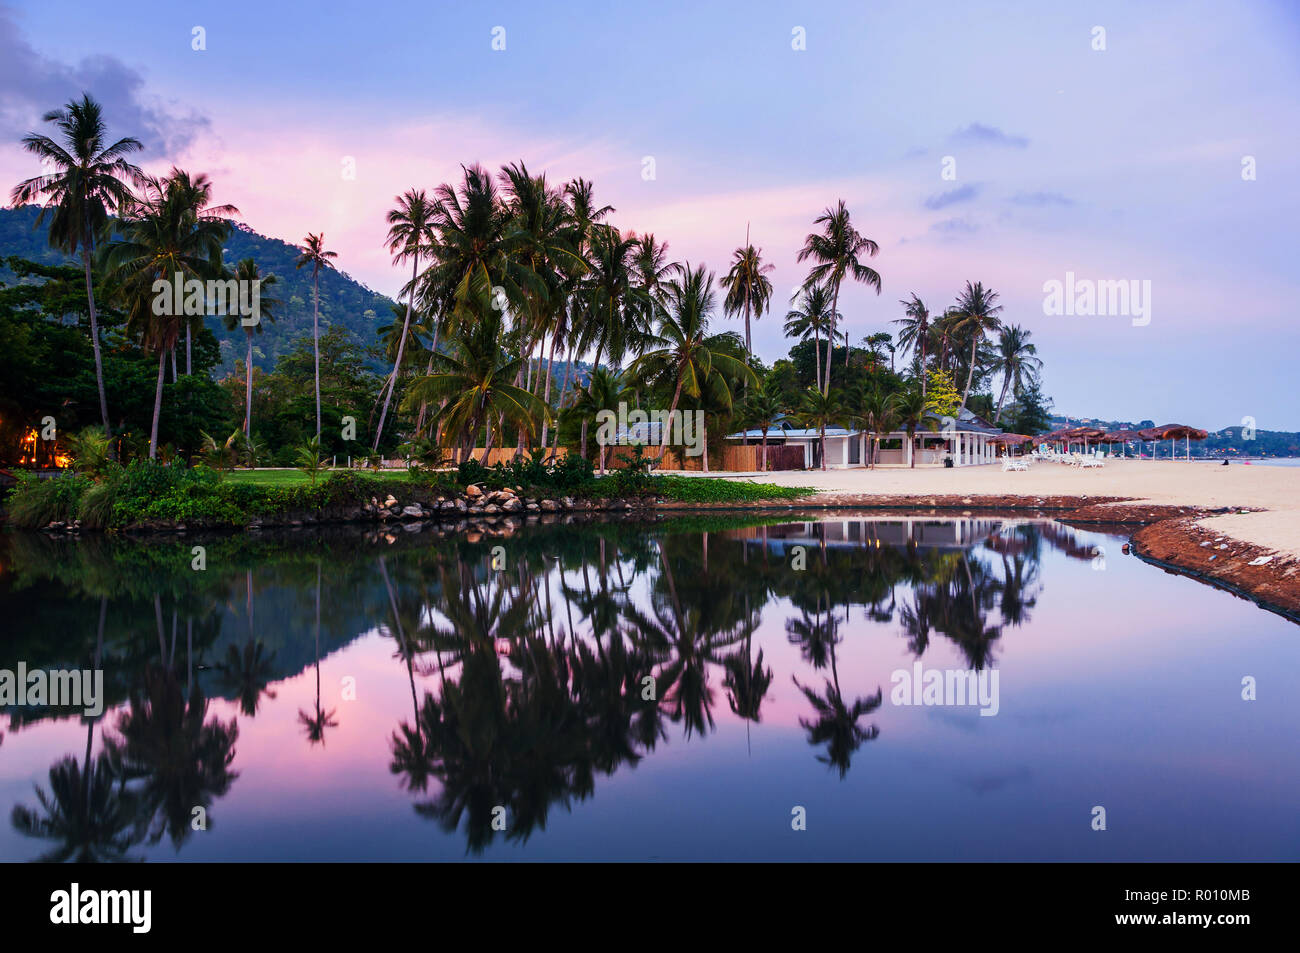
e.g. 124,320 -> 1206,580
575,225 -> 647,377
10,754 -> 142,862
742,380 -> 786,471
401,309 -> 549,462
112,664 -> 240,848
299,562 -> 338,746
991,324 -> 1042,423
422,164 -> 527,328
631,233 -> 674,320
949,281 -> 1003,410
626,264 -> 756,458
889,385 -> 932,467
295,233 -> 338,439
105,169 -> 236,459
856,384 -> 898,469
221,259 -> 278,442
796,386 -> 844,471
500,163 -> 585,448
374,190 -> 437,452
784,282 -> 840,396
796,200 -> 882,393
893,294 -> 931,394
11,94 -> 144,439
720,232 -> 775,363
566,366 -> 626,473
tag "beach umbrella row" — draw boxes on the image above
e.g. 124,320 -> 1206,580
1138,424 -> 1208,462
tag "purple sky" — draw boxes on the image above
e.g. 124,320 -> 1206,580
2,0 -> 1297,429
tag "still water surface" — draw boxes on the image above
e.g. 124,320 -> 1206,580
1,514 -> 1296,861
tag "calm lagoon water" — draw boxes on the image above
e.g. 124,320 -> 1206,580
1,514 -> 1297,862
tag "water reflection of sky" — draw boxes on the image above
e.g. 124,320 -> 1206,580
1,517 -> 1296,861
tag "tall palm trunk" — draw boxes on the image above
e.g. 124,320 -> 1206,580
658,370 -> 686,457
414,323 -> 440,437
80,246 -> 111,438
825,282 -> 841,395
244,328 -> 255,440
961,333 -> 979,410
550,344 -> 574,457
312,271 -> 322,439
919,333 -> 928,396
744,295 -> 751,362
812,326 -> 822,396
995,372 -> 1012,424
149,347 -> 166,459
374,257 -> 418,451
540,332 -> 559,447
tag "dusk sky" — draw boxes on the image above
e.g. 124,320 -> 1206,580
3,0 -> 1297,429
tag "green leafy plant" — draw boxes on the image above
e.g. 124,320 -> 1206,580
64,427 -> 114,479
295,436 -> 327,485
7,471 -> 92,527
199,430 -> 243,477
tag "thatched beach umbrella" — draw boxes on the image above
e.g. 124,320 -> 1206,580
989,433 -> 1034,457
1101,429 -> 1145,458
1139,424 -> 1207,462
1041,428 -> 1072,453
1055,426 -> 1105,454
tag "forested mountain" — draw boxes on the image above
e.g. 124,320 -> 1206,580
1,206 -> 398,376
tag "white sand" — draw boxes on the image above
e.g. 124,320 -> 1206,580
699,460 -> 1300,558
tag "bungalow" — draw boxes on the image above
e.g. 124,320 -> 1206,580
726,408 -> 1005,468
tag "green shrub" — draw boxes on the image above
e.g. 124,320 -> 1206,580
7,471 -> 93,527
77,474 -> 122,529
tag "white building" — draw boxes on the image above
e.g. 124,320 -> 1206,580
725,408 -> 1005,468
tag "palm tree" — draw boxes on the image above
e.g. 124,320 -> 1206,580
949,281 -> 1003,410
221,259 -> 278,442
567,366 -> 626,473
856,384 -> 898,469
796,386 -> 844,471
213,640 -> 278,717
792,677 -> 882,777
893,294 -> 931,394
796,200 -> 882,393
626,264 -> 756,458
11,94 -> 144,440
11,754 -> 142,862
105,169 -> 236,459
784,283 -> 840,397
299,563 -> 338,745
374,190 -> 437,452
401,309 -> 548,461
720,231 -> 775,363
889,386 -> 932,467
991,324 -> 1042,423
742,380 -> 786,471
112,664 -> 239,848
295,233 -> 338,439
575,225 -> 646,378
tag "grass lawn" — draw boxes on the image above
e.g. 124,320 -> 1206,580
224,468 -> 411,487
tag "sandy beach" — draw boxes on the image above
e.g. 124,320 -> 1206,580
682,459 -> 1300,618
710,459 -> 1298,551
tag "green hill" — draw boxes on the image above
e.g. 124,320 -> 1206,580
1,205 -> 399,376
